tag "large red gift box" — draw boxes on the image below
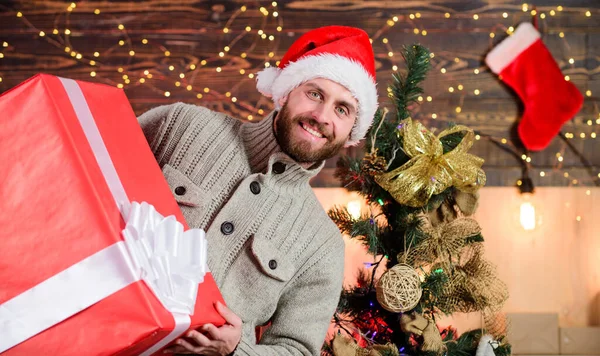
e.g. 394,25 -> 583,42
0,74 -> 225,355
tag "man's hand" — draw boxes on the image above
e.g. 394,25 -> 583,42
164,301 -> 242,355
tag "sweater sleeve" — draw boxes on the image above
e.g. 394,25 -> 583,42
234,233 -> 345,356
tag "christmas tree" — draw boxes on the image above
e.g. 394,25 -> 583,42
323,45 -> 511,356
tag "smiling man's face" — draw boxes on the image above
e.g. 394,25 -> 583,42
273,78 -> 358,163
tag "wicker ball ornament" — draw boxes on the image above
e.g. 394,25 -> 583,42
376,264 -> 423,313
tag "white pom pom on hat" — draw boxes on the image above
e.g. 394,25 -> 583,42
255,25 -> 378,146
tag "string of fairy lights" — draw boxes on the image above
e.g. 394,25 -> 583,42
1,1 -> 599,219
1,1 -> 284,120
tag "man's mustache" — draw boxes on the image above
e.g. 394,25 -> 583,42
294,116 -> 333,140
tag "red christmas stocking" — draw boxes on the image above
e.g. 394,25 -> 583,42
485,22 -> 583,151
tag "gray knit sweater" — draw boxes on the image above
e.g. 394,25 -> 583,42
138,103 -> 345,356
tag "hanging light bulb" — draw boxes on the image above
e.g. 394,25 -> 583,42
518,175 -> 536,231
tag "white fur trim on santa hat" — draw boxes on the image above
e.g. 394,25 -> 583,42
485,22 -> 540,74
256,67 -> 279,97
256,54 -> 378,146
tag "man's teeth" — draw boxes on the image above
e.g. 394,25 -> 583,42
301,123 -> 324,138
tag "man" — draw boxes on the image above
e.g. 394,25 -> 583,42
138,26 -> 378,355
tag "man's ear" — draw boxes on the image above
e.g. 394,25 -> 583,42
278,94 -> 288,108
343,123 -> 358,147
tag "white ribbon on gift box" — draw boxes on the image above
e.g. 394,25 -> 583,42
0,78 -> 208,354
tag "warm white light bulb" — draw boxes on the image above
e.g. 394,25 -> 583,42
347,201 -> 361,220
520,194 -> 536,231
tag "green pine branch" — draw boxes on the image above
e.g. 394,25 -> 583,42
328,206 -> 382,255
391,45 -> 431,123
328,205 -> 355,236
334,156 -> 364,194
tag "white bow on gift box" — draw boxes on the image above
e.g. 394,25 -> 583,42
122,201 -> 207,316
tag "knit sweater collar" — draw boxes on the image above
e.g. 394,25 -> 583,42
240,111 -> 325,187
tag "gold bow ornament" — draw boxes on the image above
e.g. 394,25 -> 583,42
375,118 -> 486,208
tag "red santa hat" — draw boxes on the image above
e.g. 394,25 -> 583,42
256,25 -> 378,146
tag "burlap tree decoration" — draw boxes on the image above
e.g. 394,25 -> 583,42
332,333 -> 399,356
404,216 -> 482,268
427,190 -> 480,227
399,312 -> 445,353
435,243 -> 509,315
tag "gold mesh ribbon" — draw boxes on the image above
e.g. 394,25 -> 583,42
435,243 -> 509,314
375,118 -> 486,208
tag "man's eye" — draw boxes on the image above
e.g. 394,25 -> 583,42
308,91 -> 321,99
336,107 -> 347,116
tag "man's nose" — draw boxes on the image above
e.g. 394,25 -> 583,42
311,103 -> 330,125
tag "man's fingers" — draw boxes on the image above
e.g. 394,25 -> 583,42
201,323 -> 221,340
187,330 -> 212,346
215,301 -> 242,327
175,337 -> 205,354
163,343 -> 195,354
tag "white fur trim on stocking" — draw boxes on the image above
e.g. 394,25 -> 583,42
485,22 -> 541,74
476,334 -> 496,356
256,54 -> 378,146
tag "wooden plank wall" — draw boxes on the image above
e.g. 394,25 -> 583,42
1,0 -> 599,187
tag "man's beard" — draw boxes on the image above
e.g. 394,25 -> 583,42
274,103 -> 346,163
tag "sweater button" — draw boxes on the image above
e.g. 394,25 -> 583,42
221,222 -> 234,235
174,186 -> 186,196
268,259 -> 277,270
272,162 -> 286,174
250,181 -> 261,195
